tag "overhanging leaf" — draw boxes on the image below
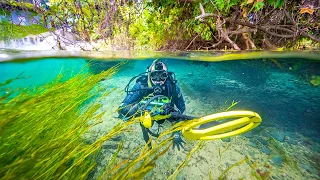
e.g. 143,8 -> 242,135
242,7 -> 248,18
274,0 -> 284,8
267,0 -> 275,5
254,2 -> 264,11
300,7 -> 314,15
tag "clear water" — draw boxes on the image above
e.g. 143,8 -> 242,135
1,51 -> 319,179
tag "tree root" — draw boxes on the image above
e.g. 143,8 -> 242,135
194,2 -> 319,50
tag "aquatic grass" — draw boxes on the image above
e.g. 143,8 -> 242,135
108,138 -> 172,179
218,157 -> 249,180
246,160 -> 262,180
0,59 -> 259,180
105,118 -> 214,179
0,62 -> 125,179
96,124 -> 173,179
268,138 -> 301,173
168,140 -> 205,180
0,61 -> 199,179
101,112 -> 208,179
225,100 -> 239,111
218,143 -> 232,163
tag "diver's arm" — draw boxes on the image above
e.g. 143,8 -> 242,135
118,83 -> 144,118
174,86 -> 186,113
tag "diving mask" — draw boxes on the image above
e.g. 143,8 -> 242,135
150,70 -> 168,85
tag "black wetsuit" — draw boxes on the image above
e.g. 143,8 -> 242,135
118,74 -> 186,145
118,74 -> 185,118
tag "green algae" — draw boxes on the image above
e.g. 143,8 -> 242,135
309,75 -> 320,86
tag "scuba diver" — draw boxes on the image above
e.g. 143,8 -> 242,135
118,60 -> 187,150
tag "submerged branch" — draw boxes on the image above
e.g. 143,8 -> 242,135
225,19 -> 295,38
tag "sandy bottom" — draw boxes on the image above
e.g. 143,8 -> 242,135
85,65 -> 320,180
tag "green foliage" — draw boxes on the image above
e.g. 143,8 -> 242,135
0,9 -> 10,16
185,3 -> 217,40
48,0 -> 115,41
267,0 -> 276,5
254,2 -> 264,11
293,37 -> 320,50
1,1 -> 35,12
0,21 -> 48,42
267,0 -> 284,8
213,0 -> 240,14
274,0 -> 284,8
128,3 -> 185,49
1,0 -> 309,50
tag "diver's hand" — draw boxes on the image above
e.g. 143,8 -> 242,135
172,131 -> 185,151
162,103 -> 175,115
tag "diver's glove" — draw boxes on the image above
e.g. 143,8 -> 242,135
162,103 -> 175,115
172,131 -> 185,151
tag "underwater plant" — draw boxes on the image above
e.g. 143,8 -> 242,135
219,157 -> 249,180
268,138 -> 301,173
0,63 -> 125,179
0,59 -> 268,179
0,61 -> 204,179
